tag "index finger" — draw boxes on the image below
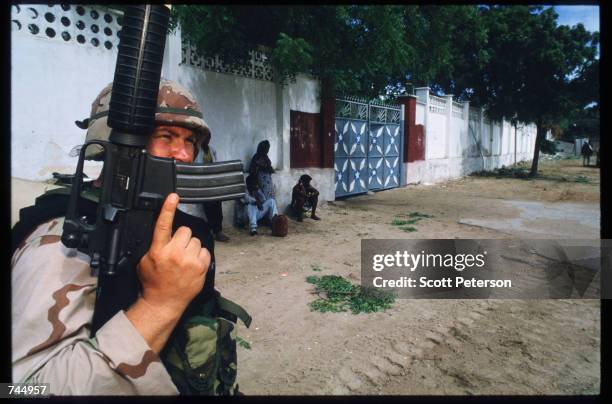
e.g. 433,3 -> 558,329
151,193 -> 179,248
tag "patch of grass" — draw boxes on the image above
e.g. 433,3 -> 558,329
311,265 -> 323,272
316,275 -> 353,294
392,218 -> 422,226
575,175 -> 591,184
236,336 -> 251,350
532,173 -> 595,184
306,275 -> 319,284
349,287 -> 396,314
391,218 -> 412,226
390,212 -> 432,233
309,298 -> 347,313
307,275 -> 395,314
408,212 -> 434,219
470,165 -> 531,179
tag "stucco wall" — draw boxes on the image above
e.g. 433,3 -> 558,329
448,115 -> 465,158
425,111 -> 447,159
404,120 -> 536,185
415,102 -> 426,126
406,88 -> 537,185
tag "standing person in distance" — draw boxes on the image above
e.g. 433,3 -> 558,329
200,130 -> 230,242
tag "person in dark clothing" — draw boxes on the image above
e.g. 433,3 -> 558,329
249,140 -> 275,200
291,174 -> 320,222
581,141 -> 593,166
200,130 -> 229,242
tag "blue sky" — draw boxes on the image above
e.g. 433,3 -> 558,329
551,5 -> 599,33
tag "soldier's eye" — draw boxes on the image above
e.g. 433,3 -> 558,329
154,133 -> 171,140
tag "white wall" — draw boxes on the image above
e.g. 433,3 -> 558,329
449,115 -> 464,158
406,88 -> 537,185
415,101 -> 425,125
425,110 -> 447,159
179,66 -> 281,165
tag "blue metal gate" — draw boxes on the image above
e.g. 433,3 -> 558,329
334,98 -> 402,198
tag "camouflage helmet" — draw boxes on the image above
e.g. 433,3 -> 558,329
79,79 -> 211,160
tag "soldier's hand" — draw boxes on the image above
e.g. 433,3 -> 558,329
137,193 -> 211,316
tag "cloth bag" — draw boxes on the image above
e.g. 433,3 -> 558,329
271,214 -> 288,237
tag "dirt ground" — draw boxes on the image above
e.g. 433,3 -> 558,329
213,157 -> 601,395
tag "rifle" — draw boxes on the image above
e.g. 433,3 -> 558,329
60,5 -> 246,336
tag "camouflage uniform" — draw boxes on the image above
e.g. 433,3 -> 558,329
12,79 -> 250,395
12,217 -> 178,395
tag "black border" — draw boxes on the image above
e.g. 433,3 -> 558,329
4,1 -> 608,402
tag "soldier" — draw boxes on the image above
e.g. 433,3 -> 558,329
11,80 -> 249,395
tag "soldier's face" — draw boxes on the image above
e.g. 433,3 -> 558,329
148,125 -> 196,163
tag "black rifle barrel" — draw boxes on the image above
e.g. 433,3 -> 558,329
108,5 -> 170,145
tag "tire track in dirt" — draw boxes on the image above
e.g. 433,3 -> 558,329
326,299 -> 599,395
384,300 -> 598,395
326,302 -> 491,394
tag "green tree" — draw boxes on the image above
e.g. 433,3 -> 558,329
171,5 -> 598,175
399,5 -> 489,98
171,5 -> 413,98
468,6 -> 598,176
171,5 -> 490,100
563,105 -> 600,141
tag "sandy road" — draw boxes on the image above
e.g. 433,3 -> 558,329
213,158 -> 600,395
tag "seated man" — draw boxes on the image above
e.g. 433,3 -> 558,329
291,174 -> 320,222
241,174 -> 278,236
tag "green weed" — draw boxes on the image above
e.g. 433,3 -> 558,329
307,275 -> 395,314
391,218 -> 410,226
349,287 -> 395,314
391,218 -> 421,226
236,336 -> 251,350
391,212 -> 432,233
575,175 -> 591,184
470,165 -> 530,179
306,275 -> 319,284
408,212 -> 434,219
